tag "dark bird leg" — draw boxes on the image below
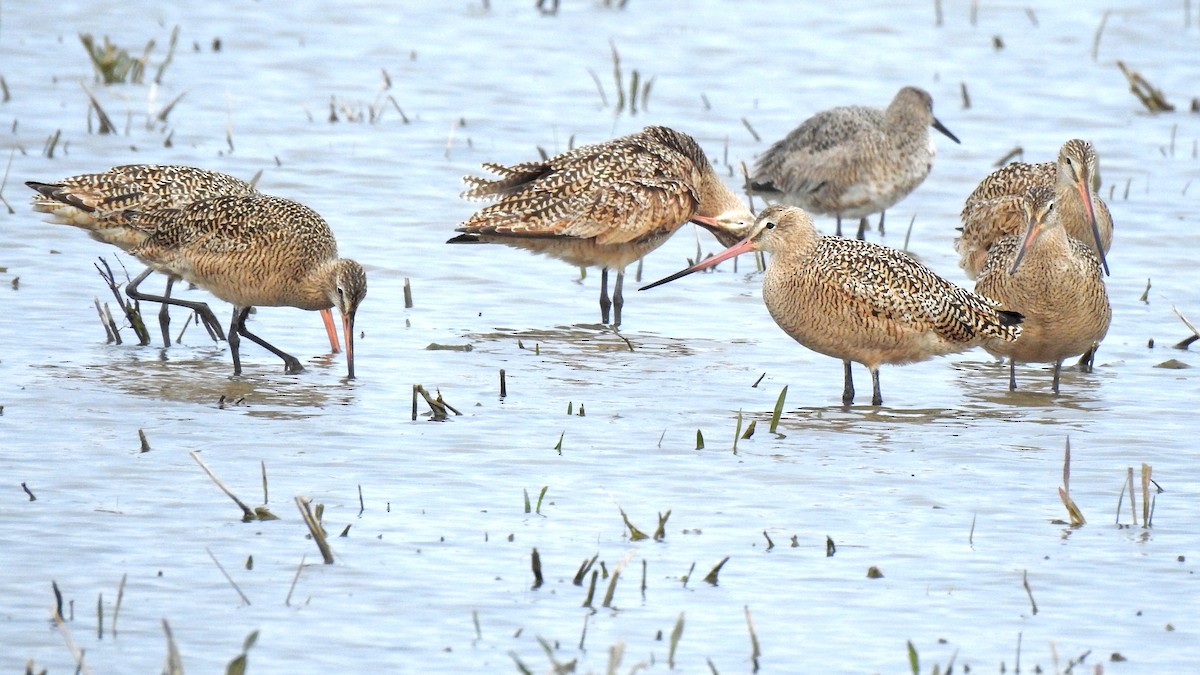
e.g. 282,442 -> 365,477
856,217 -> 868,241
157,276 -> 174,347
231,306 -> 304,375
841,360 -> 855,406
612,268 -> 625,328
228,307 -> 245,375
870,367 -> 883,406
1076,343 -> 1097,372
878,210 -> 886,236
1052,359 -> 1063,395
1008,358 -> 1018,391
599,267 -> 612,324
835,215 -> 844,238
127,267 -> 227,342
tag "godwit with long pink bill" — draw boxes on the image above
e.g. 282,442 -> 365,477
956,139 -> 1112,279
749,86 -> 960,240
126,194 -> 366,378
973,185 -> 1111,393
450,125 -> 753,326
641,205 -> 1023,406
26,165 -> 343,352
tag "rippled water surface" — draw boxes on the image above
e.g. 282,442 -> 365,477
3,2 -> 1199,672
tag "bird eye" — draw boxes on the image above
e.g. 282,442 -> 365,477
765,220 -> 777,230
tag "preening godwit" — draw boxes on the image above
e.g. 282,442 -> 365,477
641,205 -> 1023,406
449,126 -> 752,326
26,165 -> 343,352
127,194 -> 366,378
749,86 -> 960,240
973,185 -> 1111,393
956,139 -> 1112,279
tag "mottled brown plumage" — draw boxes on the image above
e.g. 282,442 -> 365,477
450,125 -> 752,326
957,139 -> 1112,279
749,86 -> 959,239
642,205 -> 1022,406
26,165 -> 345,352
27,165 -> 258,345
129,194 -> 366,378
974,185 -> 1111,393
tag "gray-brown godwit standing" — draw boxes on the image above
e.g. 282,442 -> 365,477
956,139 -> 1112,279
449,125 -> 753,326
973,185 -> 1111,393
641,205 -> 1023,406
126,194 -> 366,378
749,86 -> 960,240
26,165 -> 343,352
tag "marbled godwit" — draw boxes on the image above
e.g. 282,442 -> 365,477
126,194 -> 366,378
956,139 -> 1112,279
749,86 -> 960,240
449,125 -> 752,326
641,205 -> 1023,406
973,185 -> 1111,393
25,165 -> 343,352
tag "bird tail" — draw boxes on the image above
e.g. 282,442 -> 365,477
997,310 -> 1024,327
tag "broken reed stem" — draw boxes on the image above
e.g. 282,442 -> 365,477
619,507 -> 649,540
80,83 -> 116,134
653,510 -> 670,541
1092,10 -> 1111,62
162,619 -> 183,675
499,368 -> 507,398
53,606 -> 92,675
1127,466 -> 1137,525
284,554 -> 307,606
745,605 -> 761,672
261,460 -> 269,504
601,568 -> 620,607
296,495 -> 335,564
1141,463 -> 1152,527
206,547 -> 251,605
189,451 -> 256,520
667,612 -> 685,669
703,556 -> 729,585
1021,569 -> 1038,615
582,569 -> 599,607
741,116 -> 760,142
94,257 -> 150,345
1058,436 -> 1085,526
403,277 -> 413,308
112,573 -> 126,638
531,548 -> 544,589
102,303 -> 122,344
573,554 -> 599,585
94,297 -> 117,343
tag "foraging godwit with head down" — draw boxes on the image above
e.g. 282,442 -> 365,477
973,185 -> 1111,393
642,205 -> 1023,406
449,125 -> 753,326
956,139 -> 1112,279
749,86 -> 960,240
25,165 -> 343,352
126,194 -> 366,378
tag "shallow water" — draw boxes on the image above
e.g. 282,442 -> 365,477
3,1 -> 1199,672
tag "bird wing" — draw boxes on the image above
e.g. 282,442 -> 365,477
753,108 -> 885,196
457,130 -> 700,243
